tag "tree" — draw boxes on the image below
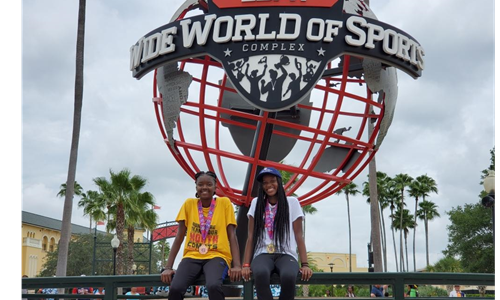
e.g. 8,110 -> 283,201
444,203 -> 494,273
42,233 -> 113,277
385,183 -> 401,272
156,239 -> 171,268
363,172 -> 391,272
77,190 -> 105,233
124,191 -> 158,274
337,182 -> 359,272
93,168 -> 153,275
391,208 -> 415,272
410,175 -> 438,271
426,255 -> 463,293
59,182 -> 87,231
57,181 -> 84,199
417,200 -> 440,267
367,152 -> 383,272
444,148 -> 494,274
40,233 -> 165,277
56,0 -> 86,277
407,179 -> 424,272
363,0 -> 383,274
392,173 -> 413,272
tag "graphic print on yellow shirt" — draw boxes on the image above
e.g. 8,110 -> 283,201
176,197 -> 236,266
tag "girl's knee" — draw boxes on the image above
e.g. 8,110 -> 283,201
252,267 -> 271,279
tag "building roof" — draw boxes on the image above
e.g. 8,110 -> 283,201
22,211 -> 107,235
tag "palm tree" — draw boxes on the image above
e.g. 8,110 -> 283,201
57,181 -> 84,198
427,255 -> 462,293
391,208 -> 415,272
367,156 -> 383,272
363,172 -> 391,272
336,182 -> 359,272
417,200 -> 440,267
408,175 -> 438,271
77,190 -> 105,233
364,0 -> 382,275
93,168 -> 150,275
385,182 -> 401,272
392,173 -> 413,272
416,175 -> 438,203
124,191 -> 158,274
58,181 -> 86,229
56,0 -> 86,277
156,239 -> 171,268
407,179 -> 425,272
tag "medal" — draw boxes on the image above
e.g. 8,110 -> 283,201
197,198 -> 216,255
199,244 -> 208,255
265,199 -> 278,252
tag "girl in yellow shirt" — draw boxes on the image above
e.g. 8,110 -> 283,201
160,171 -> 242,300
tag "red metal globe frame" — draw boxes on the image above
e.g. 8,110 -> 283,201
152,54 -> 382,207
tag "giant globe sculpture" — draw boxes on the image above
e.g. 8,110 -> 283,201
130,0 -> 421,207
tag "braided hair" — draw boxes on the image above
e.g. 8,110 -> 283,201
194,170 -> 217,182
252,175 -> 290,253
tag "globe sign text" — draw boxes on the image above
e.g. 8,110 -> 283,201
130,0 -> 424,111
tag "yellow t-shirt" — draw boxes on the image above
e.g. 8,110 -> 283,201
176,197 -> 236,266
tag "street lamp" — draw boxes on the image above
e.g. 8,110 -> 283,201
111,235 -> 120,275
328,262 -> 334,273
482,170 -> 495,243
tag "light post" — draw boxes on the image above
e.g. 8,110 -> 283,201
111,235 -> 120,275
328,262 -> 335,293
482,170 -> 495,243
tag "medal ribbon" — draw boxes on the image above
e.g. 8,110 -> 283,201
198,197 -> 216,243
264,200 -> 278,240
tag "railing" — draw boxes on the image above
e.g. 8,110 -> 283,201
22,272 -> 495,300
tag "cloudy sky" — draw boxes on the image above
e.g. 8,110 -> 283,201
17,0 -> 496,274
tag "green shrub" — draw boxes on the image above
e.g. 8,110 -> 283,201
416,285 -> 448,297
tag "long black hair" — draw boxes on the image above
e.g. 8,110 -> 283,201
252,175 -> 290,253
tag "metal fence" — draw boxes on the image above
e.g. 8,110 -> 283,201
22,272 -> 494,300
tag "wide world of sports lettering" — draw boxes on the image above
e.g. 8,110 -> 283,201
130,12 -> 424,79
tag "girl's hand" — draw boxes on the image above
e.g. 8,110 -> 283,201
241,265 -> 252,282
160,269 -> 175,284
299,266 -> 312,281
228,266 -> 242,282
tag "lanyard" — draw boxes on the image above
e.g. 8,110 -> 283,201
198,197 -> 216,243
264,200 -> 278,240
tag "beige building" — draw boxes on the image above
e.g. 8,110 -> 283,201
309,251 -> 367,272
21,211 -> 145,277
